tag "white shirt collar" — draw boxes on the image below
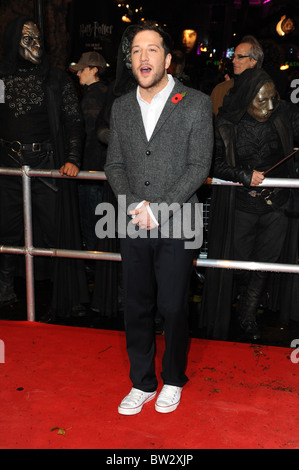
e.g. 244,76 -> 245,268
136,74 -> 175,105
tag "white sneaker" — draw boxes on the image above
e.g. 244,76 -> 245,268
155,385 -> 182,413
118,388 -> 157,415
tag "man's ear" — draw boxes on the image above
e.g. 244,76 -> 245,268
249,58 -> 257,69
165,53 -> 172,71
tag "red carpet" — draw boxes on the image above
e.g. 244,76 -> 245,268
0,320 -> 298,451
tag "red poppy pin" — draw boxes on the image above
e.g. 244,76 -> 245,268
171,91 -> 186,104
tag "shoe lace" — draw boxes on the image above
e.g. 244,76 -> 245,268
160,385 -> 179,403
126,388 -> 145,405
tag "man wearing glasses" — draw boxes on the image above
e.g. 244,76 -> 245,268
232,35 -> 264,75
211,35 -> 264,115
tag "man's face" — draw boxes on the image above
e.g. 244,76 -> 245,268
131,30 -> 171,96
77,67 -> 97,86
181,29 -> 197,54
247,81 -> 276,122
19,21 -> 43,64
232,42 -> 257,75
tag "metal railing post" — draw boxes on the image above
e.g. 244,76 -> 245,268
22,166 -> 35,322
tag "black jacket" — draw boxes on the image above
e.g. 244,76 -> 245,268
80,81 -> 108,171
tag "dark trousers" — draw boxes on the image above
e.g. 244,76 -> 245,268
0,175 -> 57,247
78,181 -> 104,251
233,208 -> 288,292
0,174 -> 57,290
120,234 -> 195,392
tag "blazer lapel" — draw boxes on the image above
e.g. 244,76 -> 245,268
129,93 -> 149,143
149,81 -> 185,142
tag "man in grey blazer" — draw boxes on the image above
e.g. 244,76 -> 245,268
104,22 -> 213,415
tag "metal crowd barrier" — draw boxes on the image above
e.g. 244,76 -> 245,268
0,165 -> 298,322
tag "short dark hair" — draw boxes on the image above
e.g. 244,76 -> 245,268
88,65 -> 106,80
129,21 -> 174,56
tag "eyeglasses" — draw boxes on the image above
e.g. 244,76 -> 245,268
232,54 -> 250,60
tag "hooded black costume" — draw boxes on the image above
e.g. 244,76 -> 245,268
0,16 -> 89,317
200,68 -> 299,340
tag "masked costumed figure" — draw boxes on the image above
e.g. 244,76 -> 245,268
0,16 -> 89,317
200,68 -> 299,341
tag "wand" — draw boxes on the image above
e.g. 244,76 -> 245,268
263,148 -> 298,176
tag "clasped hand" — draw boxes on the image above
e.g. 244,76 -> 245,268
130,201 -> 158,230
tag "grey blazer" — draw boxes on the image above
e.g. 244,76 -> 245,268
104,78 -> 214,245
